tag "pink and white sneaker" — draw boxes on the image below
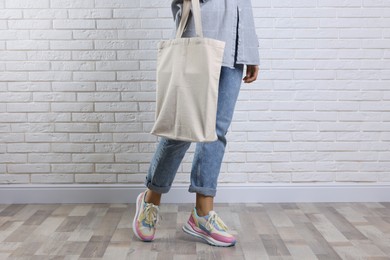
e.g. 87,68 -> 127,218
132,190 -> 160,242
182,207 -> 236,247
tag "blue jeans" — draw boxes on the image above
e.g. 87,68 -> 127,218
145,64 -> 244,197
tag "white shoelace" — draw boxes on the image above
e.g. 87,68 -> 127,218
142,203 -> 161,229
205,211 -> 228,232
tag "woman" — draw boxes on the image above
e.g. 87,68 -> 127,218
133,0 -> 259,247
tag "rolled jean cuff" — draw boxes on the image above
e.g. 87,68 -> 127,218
188,185 -> 216,197
145,180 -> 171,194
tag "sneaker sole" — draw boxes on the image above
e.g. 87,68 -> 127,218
132,192 -> 153,242
182,222 -> 235,247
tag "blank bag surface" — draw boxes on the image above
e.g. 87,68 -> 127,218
150,0 -> 225,142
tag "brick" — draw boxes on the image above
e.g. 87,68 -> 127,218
114,9 -> 157,18
96,82 -> 140,91
50,0 -> 94,8
51,103 -> 93,112
75,174 -> 116,183
28,113 -> 71,122
31,174 -> 73,183
118,173 -> 145,183
0,113 -> 27,122
117,71 -> 155,81
292,172 -> 335,182
27,51 -> 71,61
51,61 -> 95,71
95,0 -> 139,8
336,172 -> 377,182
121,92 -> 155,102
7,143 -> 50,153
50,40 -> 93,50
71,51 -> 115,60
218,173 -> 248,183
69,133 -> 112,142
23,9 -> 67,19
52,82 -> 95,92
7,103 -> 49,112
6,0 -> 49,8
95,40 -> 138,50
55,123 -> 98,133
77,92 -> 120,102
97,19 -> 140,29
53,20 -> 95,29
113,133 -> 156,142
1,70 -> 28,81
96,61 -> 139,71
8,164 -> 50,173
0,93 -> 31,102
99,123 -> 142,132
248,173 -> 291,182
29,153 -> 71,163
30,30 -> 72,40
12,123 -> 54,133
8,20 -> 51,29
118,29 -> 162,39
95,102 -> 137,112
29,71 -> 72,81
72,113 -> 114,122
0,154 -> 27,163
69,9 -> 112,19
33,92 -> 76,102
140,0 -> 169,8
0,10 -> 23,18
73,30 -> 117,40
72,154 -> 114,163
95,143 -> 138,153
0,133 -> 24,143
97,164 -> 138,174
141,19 -> 172,29
6,61 -> 50,71
73,72 -> 115,81
0,124 -> 10,132
115,153 -> 152,163
0,174 -> 29,184
25,133 -> 68,142
51,144 -> 94,153
115,113 -> 140,122
52,164 -> 93,173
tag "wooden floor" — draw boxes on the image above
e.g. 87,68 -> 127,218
0,202 -> 390,260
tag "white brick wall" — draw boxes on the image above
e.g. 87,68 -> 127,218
1,0 -> 390,185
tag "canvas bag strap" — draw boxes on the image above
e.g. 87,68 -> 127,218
176,0 -> 203,38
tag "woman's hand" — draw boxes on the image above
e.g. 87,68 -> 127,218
243,65 -> 259,83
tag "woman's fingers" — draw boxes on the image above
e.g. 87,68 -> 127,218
243,65 -> 259,83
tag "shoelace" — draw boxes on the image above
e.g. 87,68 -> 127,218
205,211 -> 228,232
141,203 -> 160,229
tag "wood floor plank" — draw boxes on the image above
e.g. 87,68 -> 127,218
0,204 -> 26,217
307,213 -> 349,243
102,241 -> 132,260
4,224 -> 39,242
320,206 -> 367,240
0,202 -> 389,259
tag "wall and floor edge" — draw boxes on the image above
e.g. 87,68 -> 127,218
1,183 -> 389,204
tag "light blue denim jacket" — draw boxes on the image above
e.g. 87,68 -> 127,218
171,0 -> 260,68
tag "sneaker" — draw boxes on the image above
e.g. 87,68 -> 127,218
182,207 -> 236,247
132,190 -> 160,242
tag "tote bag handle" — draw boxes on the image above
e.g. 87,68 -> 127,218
175,0 -> 203,38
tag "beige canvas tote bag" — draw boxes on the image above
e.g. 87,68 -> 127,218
150,0 -> 225,142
